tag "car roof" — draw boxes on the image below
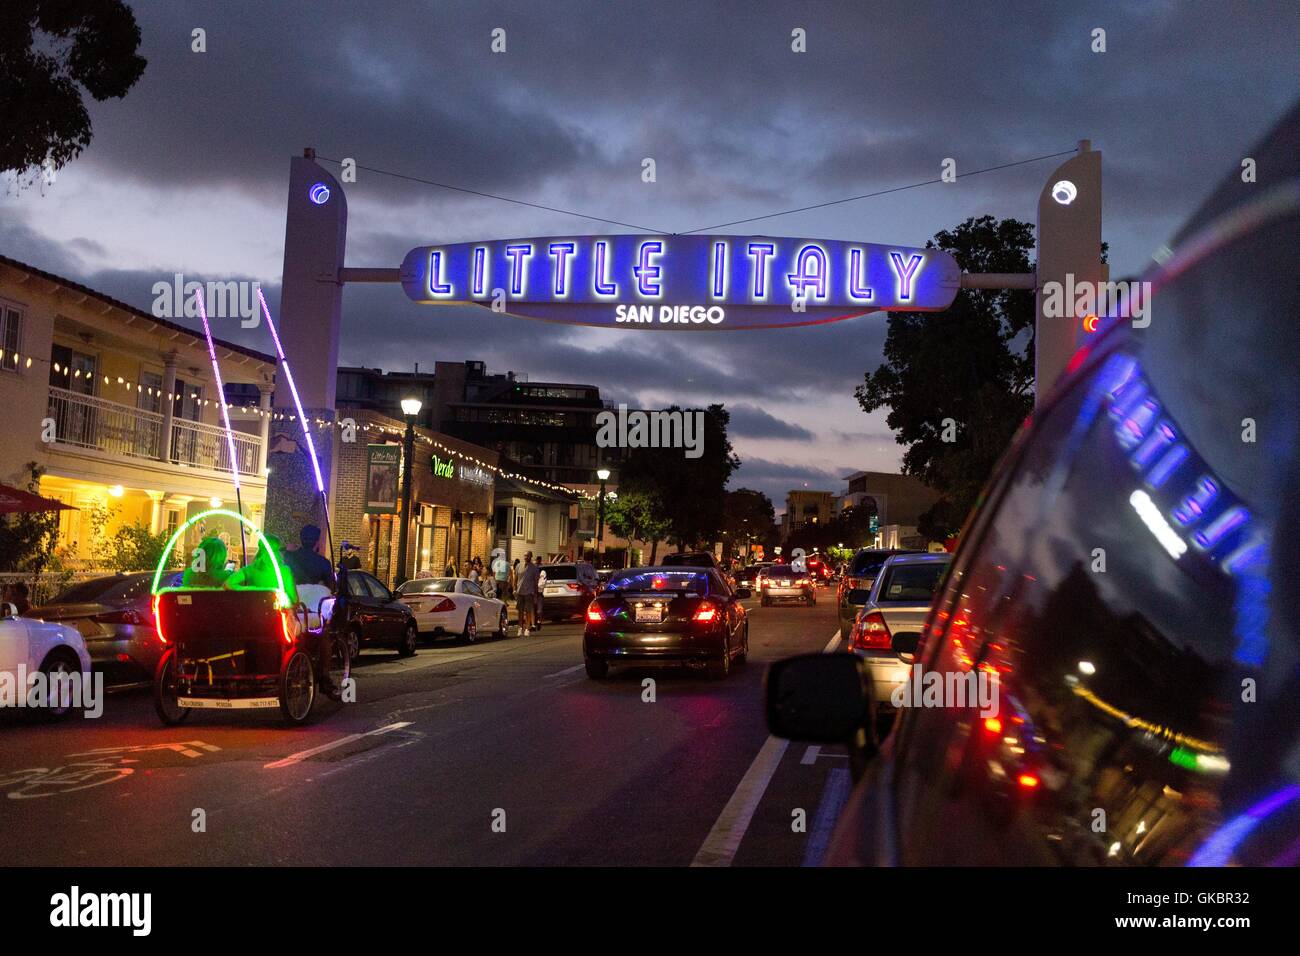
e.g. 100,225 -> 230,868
881,552 -> 951,566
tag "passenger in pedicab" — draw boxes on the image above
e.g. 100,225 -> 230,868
180,536 -> 233,588
223,534 -> 298,605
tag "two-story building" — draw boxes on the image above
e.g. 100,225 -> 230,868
0,254 -> 275,565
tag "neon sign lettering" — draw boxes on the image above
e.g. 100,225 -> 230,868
399,234 -> 960,330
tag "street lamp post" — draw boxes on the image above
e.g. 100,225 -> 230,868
596,467 -> 611,557
394,397 -> 422,586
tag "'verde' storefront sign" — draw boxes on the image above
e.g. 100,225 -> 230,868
399,235 -> 960,329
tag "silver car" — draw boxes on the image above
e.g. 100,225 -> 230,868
844,552 -> 951,705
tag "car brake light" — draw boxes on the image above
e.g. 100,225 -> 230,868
692,603 -> 719,623
1017,773 -> 1040,789
566,583 -> 582,591
586,604 -> 604,623
849,611 -> 891,650
983,717 -> 1003,734
430,597 -> 456,613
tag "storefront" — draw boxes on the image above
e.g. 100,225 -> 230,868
332,411 -> 499,586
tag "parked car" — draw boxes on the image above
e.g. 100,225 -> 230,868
845,553 -> 951,708
835,548 -> 923,634
760,564 -> 816,606
766,107 -> 1300,866
33,572 -> 163,684
396,576 -> 508,642
0,602 -> 93,719
539,561 -> 600,620
734,562 -> 772,595
335,570 -> 419,658
583,567 -> 748,680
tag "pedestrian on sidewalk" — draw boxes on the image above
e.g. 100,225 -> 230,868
533,554 -> 546,631
515,551 -> 539,636
492,551 -> 509,599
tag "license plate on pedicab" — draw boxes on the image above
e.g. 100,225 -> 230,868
634,604 -> 664,623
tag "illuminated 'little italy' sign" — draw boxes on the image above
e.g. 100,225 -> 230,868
400,235 -> 960,329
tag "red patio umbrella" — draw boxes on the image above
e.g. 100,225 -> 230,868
0,483 -> 76,515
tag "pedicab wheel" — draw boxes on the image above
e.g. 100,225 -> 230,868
280,650 -> 316,724
154,649 -> 190,725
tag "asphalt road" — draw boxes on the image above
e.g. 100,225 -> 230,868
0,592 -> 854,866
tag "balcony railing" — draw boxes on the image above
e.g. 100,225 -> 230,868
47,386 -> 263,478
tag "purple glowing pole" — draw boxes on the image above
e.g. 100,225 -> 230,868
194,288 -> 248,564
257,288 -> 334,564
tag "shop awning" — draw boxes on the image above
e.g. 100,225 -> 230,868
0,484 -> 76,515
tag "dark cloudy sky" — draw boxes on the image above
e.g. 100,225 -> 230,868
3,0 -> 1296,508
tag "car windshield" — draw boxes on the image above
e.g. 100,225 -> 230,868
542,566 -> 577,579
878,561 -> 949,602
607,570 -> 708,594
397,578 -> 457,594
50,575 -> 150,604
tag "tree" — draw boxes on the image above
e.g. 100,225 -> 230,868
0,462 -> 60,572
107,521 -> 175,573
855,216 -> 1038,542
617,404 -> 740,550
1,0 -> 147,186
720,488 -> 775,559
605,489 -> 672,563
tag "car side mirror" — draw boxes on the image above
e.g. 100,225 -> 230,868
847,588 -> 871,604
891,630 -> 922,663
767,653 -> 875,742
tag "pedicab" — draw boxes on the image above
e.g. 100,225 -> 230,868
149,509 -> 349,725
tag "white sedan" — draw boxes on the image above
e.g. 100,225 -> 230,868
395,577 -> 508,643
0,604 -> 94,719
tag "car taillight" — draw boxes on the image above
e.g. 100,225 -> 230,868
566,583 -> 582,591
430,598 -> 456,613
586,604 -> 604,623
795,577 -> 809,586
692,603 -> 719,623
849,611 -> 891,650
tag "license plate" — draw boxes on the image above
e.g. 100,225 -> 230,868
634,605 -> 664,624
545,587 -> 565,595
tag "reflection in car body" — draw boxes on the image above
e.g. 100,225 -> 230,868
767,104 -> 1300,866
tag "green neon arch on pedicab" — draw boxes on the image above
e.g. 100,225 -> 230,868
151,508 -> 291,609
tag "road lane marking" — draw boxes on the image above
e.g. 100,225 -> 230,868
263,721 -> 412,769
800,745 -> 821,765
690,735 -> 789,867
801,766 -> 853,867
691,627 -> 840,867
543,663 -> 585,679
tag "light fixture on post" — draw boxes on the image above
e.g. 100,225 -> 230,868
596,467 -> 611,556
394,397 -> 423,586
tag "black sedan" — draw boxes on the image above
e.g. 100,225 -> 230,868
336,569 -> 419,659
34,572 -> 164,684
583,567 -> 748,680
